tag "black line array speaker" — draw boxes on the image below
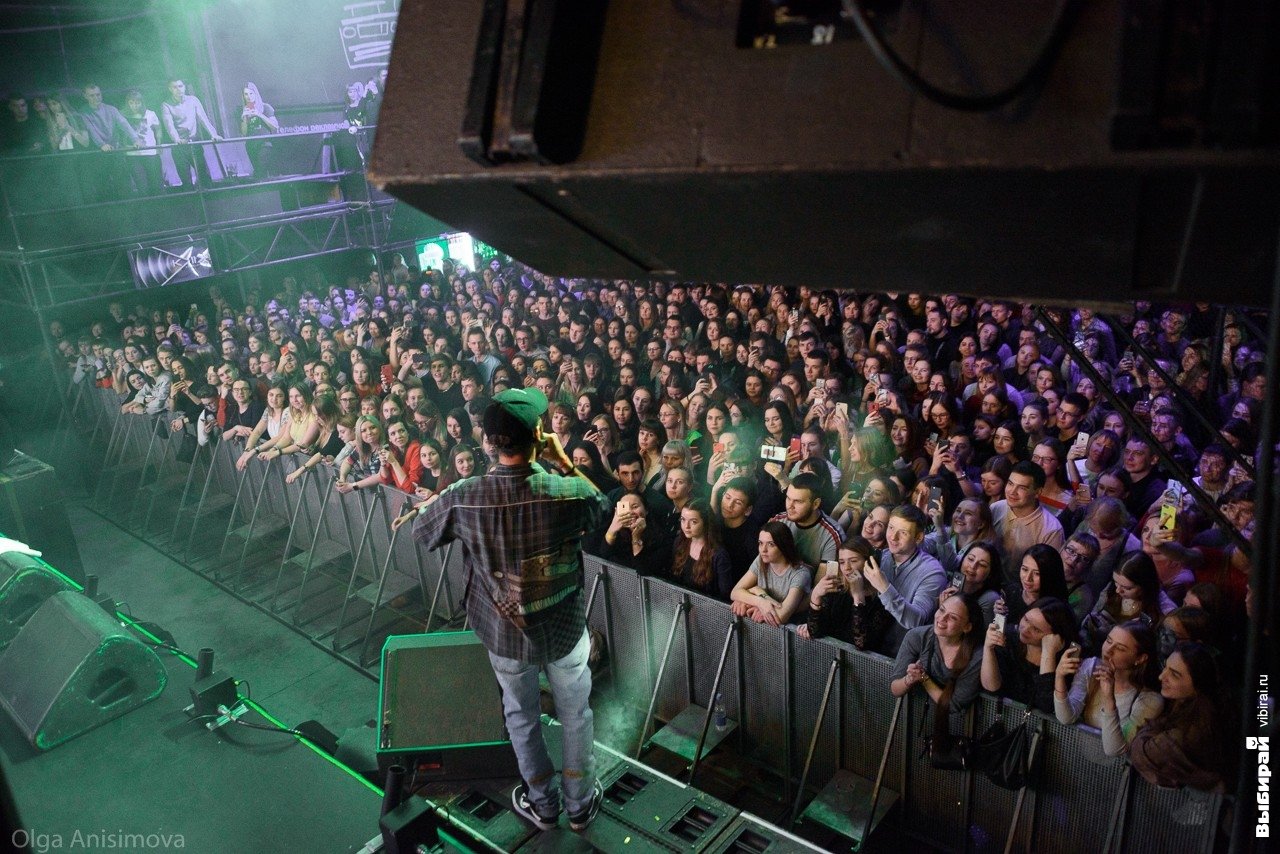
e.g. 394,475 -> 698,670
0,451 -> 84,585
0,551 -> 72,652
0,591 -> 166,750
378,630 -> 519,782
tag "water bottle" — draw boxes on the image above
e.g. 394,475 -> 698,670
713,693 -> 727,732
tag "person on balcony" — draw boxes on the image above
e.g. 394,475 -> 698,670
122,88 -> 161,194
161,78 -> 221,188
239,82 -> 279,179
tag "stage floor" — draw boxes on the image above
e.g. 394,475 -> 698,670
1,504 -> 386,853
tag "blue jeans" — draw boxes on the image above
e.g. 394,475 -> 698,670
487,628 -> 595,816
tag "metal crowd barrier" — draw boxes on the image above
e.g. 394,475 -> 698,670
577,555 -> 1223,853
68,384 -> 1222,852
72,385 -> 462,673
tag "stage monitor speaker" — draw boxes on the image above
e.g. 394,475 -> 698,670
0,451 -> 84,585
0,591 -> 166,750
378,630 -> 518,782
0,552 -> 73,651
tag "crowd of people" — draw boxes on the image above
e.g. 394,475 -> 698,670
0,73 -> 383,194
59,260 -> 1267,796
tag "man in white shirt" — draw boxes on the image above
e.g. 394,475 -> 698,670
991,461 -> 1064,571
161,79 -> 221,187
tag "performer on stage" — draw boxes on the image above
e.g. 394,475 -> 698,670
398,387 -> 607,832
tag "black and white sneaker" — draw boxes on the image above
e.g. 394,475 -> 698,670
511,784 -> 559,832
568,780 -> 603,832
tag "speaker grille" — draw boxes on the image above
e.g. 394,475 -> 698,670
379,631 -> 508,751
0,592 -> 166,750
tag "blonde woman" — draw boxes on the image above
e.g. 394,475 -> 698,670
336,415 -> 385,492
285,395 -> 344,483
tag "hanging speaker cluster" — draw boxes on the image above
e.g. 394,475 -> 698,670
129,238 -> 214,289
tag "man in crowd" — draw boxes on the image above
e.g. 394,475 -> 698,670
79,83 -> 139,198
1120,436 -> 1167,522
2,92 -> 47,155
161,78 -> 221,188
717,476 -> 760,579
991,461 -> 1065,571
770,473 -> 842,573
861,505 -> 946,656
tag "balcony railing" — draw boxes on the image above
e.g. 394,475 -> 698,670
0,127 -> 382,257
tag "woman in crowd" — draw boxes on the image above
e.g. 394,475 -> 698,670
978,455 -> 1013,506
991,421 -> 1022,465
730,520 -> 811,627
981,596 -> 1077,713
1065,428 -> 1121,493
1127,642 -> 1225,790
766,384 -> 801,427
416,437 -> 445,494
583,355 -> 609,397
235,384 -> 289,469
728,398 -> 761,436
611,392 -> 639,448
1054,621 -> 1164,755
444,407 -> 475,453
890,593 -> 985,737
567,440 -> 619,494
887,413 -> 928,477
379,393 -> 405,427
1031,439 -> 1075,518
549,403 -> 578,449
254,383 -> 314,462
594,492 -> 669,570
762,401 -> 798,452
742,369 -> 768,409
657,398 -> 687,442
1004,543 -> 1070,627
47,93 -> 90,152
576,391 -> 605,430
702,401 -> 730,454
925,393 -> 962,442
667,499 -> 733,598
938,540 -> 1004,628
240,82 -> 279,178
838,426 -> 892,500
647,438 -> 688,499
439,442 -> 483,490
1181,582 -> 1229,650
378,418 -> 422,493
1081,552 -> 1175,654
276,393 -> 341,475
350,361 -> 379,399
587,413 -> 621,469
637,418 -> 668,490
336,415 -> 384,492
1100,410 -> 1129,445
555,357 -> 587,406
223,378 -> 264,439
801,535 -> 894,650
925,498 -> 995,575
632,385 -> 657,423
974,383 -> 1014,425
685,391 -> 710,438
287,408 -> 356,485
1138,511 -> 1198,605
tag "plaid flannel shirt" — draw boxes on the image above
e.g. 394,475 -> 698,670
413,461 -> 608,663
